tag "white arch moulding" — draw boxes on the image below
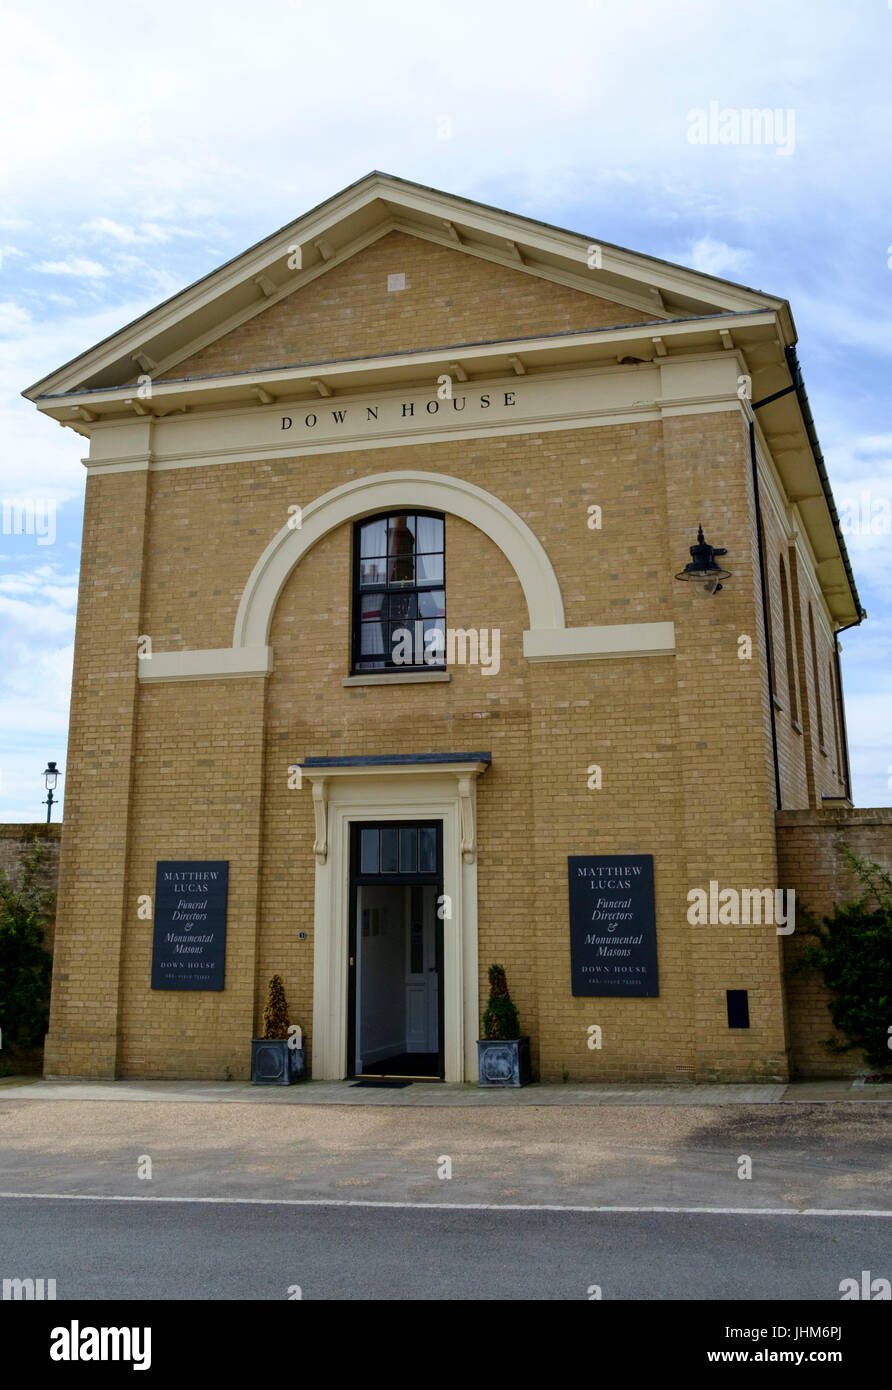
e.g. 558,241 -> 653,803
137,469 -> 675,681
235,469 -> 564,648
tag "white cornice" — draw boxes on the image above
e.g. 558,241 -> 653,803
38,313 -> 780,422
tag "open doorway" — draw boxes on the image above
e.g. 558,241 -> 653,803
348,821 -> 444,1080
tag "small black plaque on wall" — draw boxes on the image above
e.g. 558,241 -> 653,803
568,854 -> 658,997
150,861 -> 229,991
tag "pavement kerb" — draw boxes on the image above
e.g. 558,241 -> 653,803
1,1076 -> 889,1106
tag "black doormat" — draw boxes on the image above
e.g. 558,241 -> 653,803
350,1079 -> 413,1089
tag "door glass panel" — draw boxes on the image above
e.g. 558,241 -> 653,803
399,827 -> 417,873
380,827 -> 398,873
418,827 -> 437,873
357,823 -> 440,877
360,829 -> 378,874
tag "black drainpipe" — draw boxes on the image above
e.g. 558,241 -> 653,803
746,413 -> 782,810
832,616 -> 859,804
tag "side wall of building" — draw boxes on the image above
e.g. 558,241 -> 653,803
754,438 -> 849,810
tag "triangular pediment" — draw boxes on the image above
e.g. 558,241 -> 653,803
156,228 -> 661,383
24,171 -> 789,399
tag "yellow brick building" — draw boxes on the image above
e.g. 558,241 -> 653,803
25,173 -> 865,1084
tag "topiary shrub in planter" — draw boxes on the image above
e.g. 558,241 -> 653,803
794,849 -> 892,1074
477,963 -> 531,1087
251,974 -> 305,1084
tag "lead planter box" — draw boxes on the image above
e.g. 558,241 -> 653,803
477,1036 -> 531,1087
251,1038 -> 305,1085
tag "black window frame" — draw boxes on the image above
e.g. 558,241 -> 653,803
351,509 -> 446,674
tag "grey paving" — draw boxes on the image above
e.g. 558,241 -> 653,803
0,1095 -> 889,1212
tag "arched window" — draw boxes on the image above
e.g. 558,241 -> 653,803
353,511 -> 446,672
778,557 -> 799,723
808,605 -> 825,748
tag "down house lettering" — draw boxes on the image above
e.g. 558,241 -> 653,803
567,855 -> 658,998
280,391 -> 518,432
150,861 -> 229,992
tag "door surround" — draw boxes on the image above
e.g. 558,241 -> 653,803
299,754 -> 489,1082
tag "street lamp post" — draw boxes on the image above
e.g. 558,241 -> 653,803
42,761 -> 61,823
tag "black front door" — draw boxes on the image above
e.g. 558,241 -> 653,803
348,821 -> 444,1080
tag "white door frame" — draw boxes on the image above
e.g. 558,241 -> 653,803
302,760 -> 487,1083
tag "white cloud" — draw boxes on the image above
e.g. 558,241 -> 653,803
34,256 -> 108,278
0,300 -> 32,335
680,236 -> 753,278
83,217 -> 175,245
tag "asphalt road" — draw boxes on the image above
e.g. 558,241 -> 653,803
1,1196 -> 889,1300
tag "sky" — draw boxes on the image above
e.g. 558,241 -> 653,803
0,0 -> 889,820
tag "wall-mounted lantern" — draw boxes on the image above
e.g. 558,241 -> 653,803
674,525 -> 731,596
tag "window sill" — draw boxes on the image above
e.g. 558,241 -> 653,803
772,694 -> 783,712
791,718 -> 803,735
343,671 -> 451,687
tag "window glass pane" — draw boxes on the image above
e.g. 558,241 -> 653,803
359,620 -> 384,656
388,591 -> 416,624
361,593 -> 384,618
419,827 -> 437,873
380,828 -> 398,873
360,829 -> 378,874
388,515 -> 415,583
418,589 -> 445,618
399,827 -> 417,873
416,516 -> 443,552
388,515 -> 415,555
388,555 -> 414,584
359,558 -> 386,587
416,553 -> 443,583
410,924 -> 423,974
359,519 -> 387,557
